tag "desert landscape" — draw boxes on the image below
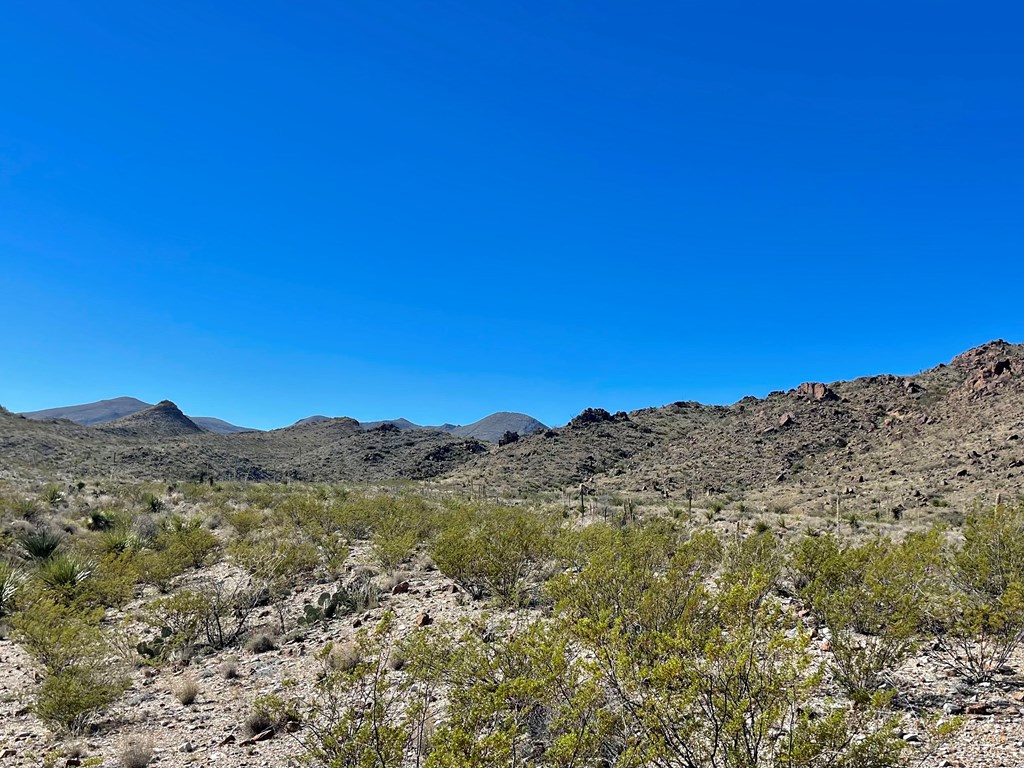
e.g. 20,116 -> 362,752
2,341 -> 1024,767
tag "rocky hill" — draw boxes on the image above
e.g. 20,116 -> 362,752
2,342 -> 1023,516
101,401 -> 206,439
446,341 -> 1024,516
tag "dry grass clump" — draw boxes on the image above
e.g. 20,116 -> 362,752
174,676 -> 200,705
245,632 -> 277,653
328,641 -> 360,672
119,734 -> 154,768
219,656 -> 239,679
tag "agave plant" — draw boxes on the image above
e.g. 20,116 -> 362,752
37,553 -> 94,593
17,529 -> 65,561
0,561 -> 27,616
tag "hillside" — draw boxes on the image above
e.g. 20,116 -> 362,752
447,340 -> 1024,516
2,341 -> 1023,516
20,396 -> 151,425
101,400 -> 206,439
21,397 -> 256,434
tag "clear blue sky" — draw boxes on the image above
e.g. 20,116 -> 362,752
2,1 -> 1021,429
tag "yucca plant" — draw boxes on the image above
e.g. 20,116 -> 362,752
99,528 -> 146,555
0,561 -> 27,616
17,529 -> 65,561
88,510 -> 117,531
38,553 -> 94,594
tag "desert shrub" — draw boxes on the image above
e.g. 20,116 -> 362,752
141,577 -> 267,657
430,505 -> 554,605
36,666 -> 127,734
17,529 -> 64,561
721,529 -> 784,602
156,516 -> 220,568
175,676 -> 200,705
275,493 -> 352,570
12,598 -> 128,733
0,560 -> 27,616
548,525 -> 715,632
556,557 -> 909,768
141,590 -> 211,658
119,735 -> 154,768
286,616 -> 410,768
924,504 -> 1024,682
37,553 -> 94,599
226,507 -> 264,538
794,532 -> 940,702
426,618 -> 611,768
139,517 -> 220,590
366,495 -> 437,572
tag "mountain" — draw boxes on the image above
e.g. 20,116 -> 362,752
294,413 -> 547,442
191,416 -> 257,434
21,398 -> 255,434
294,415 -> 331,426
102,400 -> 205,438
447,412 -> 546,442
4,342 -> 1023,517
21,396 -> 151,425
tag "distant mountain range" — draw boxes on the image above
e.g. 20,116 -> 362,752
20,397 -> 257,434
19,398 -> 546,443
296,412 -> 547,444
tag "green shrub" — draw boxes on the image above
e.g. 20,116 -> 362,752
12,598 -> 128,733
431,505 -> 554,605
35,666 -> 127,734
924,504 -> 1024,682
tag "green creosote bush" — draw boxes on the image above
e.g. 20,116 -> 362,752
12,597 -> 129,734
924,503 -> 1024,682
792,532 -> 940,703
430,504 -> 554,605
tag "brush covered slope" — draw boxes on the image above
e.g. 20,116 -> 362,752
2,341 -> 1023,510
449,340 -> 1024,512
0,410 -> 486,483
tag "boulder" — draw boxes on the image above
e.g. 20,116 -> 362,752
796,382 -> 839,402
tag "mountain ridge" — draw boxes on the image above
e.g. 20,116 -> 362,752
2,341 -> 1022,518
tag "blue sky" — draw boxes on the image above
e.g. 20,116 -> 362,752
1,1 -> 1021,429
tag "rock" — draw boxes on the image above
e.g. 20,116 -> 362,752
391,581 -> 410,595
0,749 -> 14,760
414,612 -> 433,627
796,382 -> 839,402
779,412 -> 797,427
179,742 -> 194,753
965,702 -> 991,715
